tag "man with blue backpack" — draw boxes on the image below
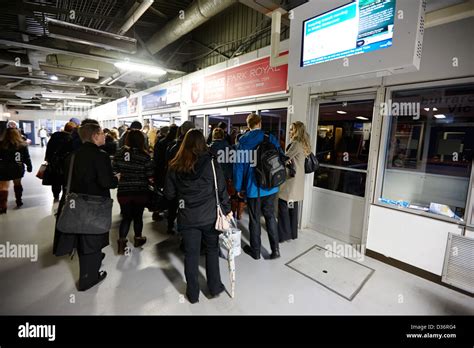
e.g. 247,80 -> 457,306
234,113 -> 286,260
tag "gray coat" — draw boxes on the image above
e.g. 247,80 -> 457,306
278,141 -> 305,202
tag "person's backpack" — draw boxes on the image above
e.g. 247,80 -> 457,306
254,132 -> 286,189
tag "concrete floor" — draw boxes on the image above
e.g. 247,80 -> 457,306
0,145 -> 473,315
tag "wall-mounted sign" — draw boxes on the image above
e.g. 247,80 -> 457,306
190,55 -> 288,105
128,97 -> 138,114
142,85 -> 181,111
117,100 -> 127,116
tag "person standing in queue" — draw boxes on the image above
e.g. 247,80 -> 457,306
233,113 -> 281,260
164,129 -> 231,304
53,121 -> 119,291
113,129 -> 154,254
278,121 -> 311,242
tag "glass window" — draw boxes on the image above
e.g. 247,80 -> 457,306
314,100 -> 374,197
380,84 -> 474,220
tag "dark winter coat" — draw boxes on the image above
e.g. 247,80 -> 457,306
53,142 -> 118,256
209,139 -> 233,181
101,136 -> 118,157
164,152 -> 231,229
153,136 -> 174,189
113,146 -> 154,202
44,131 -> 73,186
0,144 -> 32,181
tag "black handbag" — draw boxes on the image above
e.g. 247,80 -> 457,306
56,154 -> 113,235
146,185 -> 167,212
304,152 -> 319,174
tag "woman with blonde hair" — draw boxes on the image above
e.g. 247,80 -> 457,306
0,128 -> 32,213
278,121 -> 311,242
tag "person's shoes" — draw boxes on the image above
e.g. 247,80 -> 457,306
134,236 -> 147,248
210,284 -> 226,298
78,271 -> 107,291
243,245 -> 261,260
117,238 -> 127,255
14,185 -> 23,208
186,294 -> 199,304
270,250 -> 281,259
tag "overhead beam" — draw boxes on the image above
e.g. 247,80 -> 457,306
425,0 -> 474,28
239,0 -> 290,26
0,74 -> 137,90
2,2 -> 160,29
0,38 -> 184,74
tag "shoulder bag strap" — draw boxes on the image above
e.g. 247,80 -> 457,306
65,153 -> 75,196
210,159 -> 220,208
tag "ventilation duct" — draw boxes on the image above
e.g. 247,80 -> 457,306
146,0 -> 237,55
39,62 -> 100,79
46,18 -> 138,53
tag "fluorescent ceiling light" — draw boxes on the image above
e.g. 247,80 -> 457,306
356,116 -> 369,120
114,61 -> 166,75
434,114 -> 446,119
433,107 -> 438,111
261,110 -> 270,112
77,77 -> 85,82
3,112 -> 11,117
424,107 -> 438,111
49,75 -> 58,81
336,110 -> 347,114
41,92 -> 87,99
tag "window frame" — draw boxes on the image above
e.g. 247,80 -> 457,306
374,77 -> 474,225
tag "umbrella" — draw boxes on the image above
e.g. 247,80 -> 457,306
220,218 -> 237,298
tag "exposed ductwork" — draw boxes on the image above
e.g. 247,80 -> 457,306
118,0 -> 155,35
146,0 -> 237,55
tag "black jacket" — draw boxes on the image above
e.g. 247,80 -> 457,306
164,152 -> 231,229
153,136 -> 174,188
64,142 -> 118,197
53,142 -> 118,256
44,131 -> 73,186
0,144 -> 32,180
209,139 -> 233,181
101,136 -> 118,157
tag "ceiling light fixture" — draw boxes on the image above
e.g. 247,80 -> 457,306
49,75 -> 58,81
356,116 -> 369,120
114,61 -> 166,76
434,114 -> 446,119
77,77 -> 85,82
337,110 -> 347,114
67,101 -> 94,107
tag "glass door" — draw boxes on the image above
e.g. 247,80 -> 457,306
309,98 -> 376,244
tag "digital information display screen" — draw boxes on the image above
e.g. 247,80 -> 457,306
301,0 -> 396,67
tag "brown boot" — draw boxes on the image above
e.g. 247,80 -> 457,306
134,236 -> 147,248
14,185 -> 23,208
0,191 -> 8,214
117,238 -> 128,255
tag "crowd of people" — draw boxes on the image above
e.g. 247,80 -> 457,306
0,114 -> 312,303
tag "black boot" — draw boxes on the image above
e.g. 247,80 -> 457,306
0,191 -> 7,214
270,249 -> 281,260
14,185 -> 23,208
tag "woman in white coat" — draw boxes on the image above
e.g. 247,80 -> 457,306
278,121 -> 311,242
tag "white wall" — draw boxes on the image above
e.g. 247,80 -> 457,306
366,205 -> 464,275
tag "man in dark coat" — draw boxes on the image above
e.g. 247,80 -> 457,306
44,122 -> 76,201
53,123 -> 119,291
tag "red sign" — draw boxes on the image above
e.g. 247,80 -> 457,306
190,54 -> 288,105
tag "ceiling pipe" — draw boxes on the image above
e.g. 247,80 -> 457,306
146,0 -> 237,55
118,0 -> 155,35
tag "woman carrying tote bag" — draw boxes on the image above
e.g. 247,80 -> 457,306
164,129 -> 232,304
53,121 -> 119,292
278,122 -> 311,242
